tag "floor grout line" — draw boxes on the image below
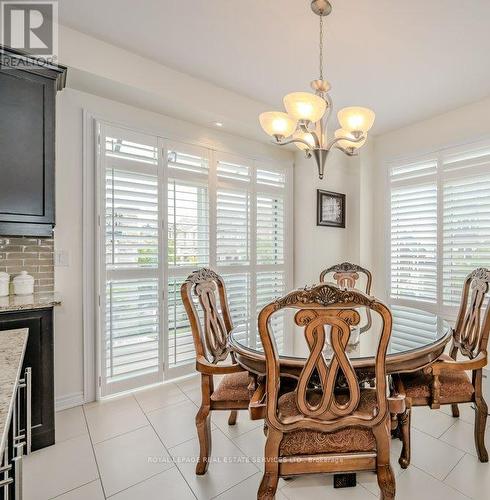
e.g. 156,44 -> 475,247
42,389 -> 489,500
133,392 -> 199,500
82,405 -> 108,499
49,478 -> 101,499
442,451 -> 467,482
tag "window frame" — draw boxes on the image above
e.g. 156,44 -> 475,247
386,139 -> 490,320
95,120 -> 293,396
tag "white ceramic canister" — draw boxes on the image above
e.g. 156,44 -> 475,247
0,272 -> 9,297
13,271 -> 35,296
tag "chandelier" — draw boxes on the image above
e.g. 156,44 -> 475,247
259,0 -> 375,180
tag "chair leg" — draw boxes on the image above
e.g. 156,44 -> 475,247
373,421 -> 396,500
258,428 -> 282,499
398,406 -> 411,469
195,404 -> 212,475
377,464 -> 396,500
475,397 -> 489,462
228,410 -> 238,426
451,404 -> 460,417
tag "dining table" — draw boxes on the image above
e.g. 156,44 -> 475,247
230,305 -> 452,382
229,304 -> 453,488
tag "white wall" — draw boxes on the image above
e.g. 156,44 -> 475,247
371,95 -> 490,299
54,25 -> 367,406
293,149 -> 361,287
54,87 -> 293,406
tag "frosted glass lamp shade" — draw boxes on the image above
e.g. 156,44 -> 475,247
337,107 -> 375,133
283,92 -> 326,123
293,131 -> 316,151
335,129 -> 367,150
259,112 -> 297,138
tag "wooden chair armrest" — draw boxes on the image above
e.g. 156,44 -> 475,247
388,394 -> 406,415
196,356 -> 245,375
429,352 -> 487,374
249,379 -> 266,421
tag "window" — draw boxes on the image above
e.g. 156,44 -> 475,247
100,126 -> 163,396
97,123 -> 292,396
388,141 -> 490,315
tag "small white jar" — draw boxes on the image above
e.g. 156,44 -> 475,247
13,271 -> 35,296
0,272 -> 9,297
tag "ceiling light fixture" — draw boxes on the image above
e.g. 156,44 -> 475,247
214,121 -> 224,127
259,0 -> 375,180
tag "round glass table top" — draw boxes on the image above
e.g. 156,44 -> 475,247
230,304 -> 452,363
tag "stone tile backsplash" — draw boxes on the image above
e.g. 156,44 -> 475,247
0,237 -> 54,293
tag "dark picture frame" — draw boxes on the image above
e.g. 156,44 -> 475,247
317,189 -> 346,228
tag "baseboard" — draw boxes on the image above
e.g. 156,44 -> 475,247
55,391 -> 85,411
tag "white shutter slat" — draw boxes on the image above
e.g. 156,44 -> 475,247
167,278 -> 196,367
168,149 -> 209,175
217,160 -> 251,182
256,271 -> 285,350
443,171 -> 490,306
257,168 -> 286,189
168,179 -> 210,267
390,159 -> 437,183
106,169 -> 159,269
257,194 -> 285,265
222,273 -> 250,344
390,181 -> 437,302
217,189 -> 250,265
105,279 -> 160,382
390,305 -> 440,353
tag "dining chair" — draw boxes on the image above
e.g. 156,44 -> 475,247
320,262 -> 373,333
181,268 -> 253,475
394,267 -> 490,468
257,283 -> 404,500
319,261 -> 373,293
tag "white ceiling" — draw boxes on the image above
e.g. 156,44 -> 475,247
59,0 -> 490,135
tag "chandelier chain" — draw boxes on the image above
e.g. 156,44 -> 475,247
319,15 -> 324,80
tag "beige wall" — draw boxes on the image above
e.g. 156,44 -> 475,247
293,149 -> 361,287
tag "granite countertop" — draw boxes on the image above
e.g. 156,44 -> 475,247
0,328 -> 28,456
0,292 -> 61,312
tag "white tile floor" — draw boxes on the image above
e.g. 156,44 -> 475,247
23,374 -> 490,499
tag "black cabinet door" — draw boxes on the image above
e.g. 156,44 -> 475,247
0,68 -> 55,236
0,308 -> 55,451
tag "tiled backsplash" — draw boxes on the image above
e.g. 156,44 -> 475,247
0,237 -> 54,293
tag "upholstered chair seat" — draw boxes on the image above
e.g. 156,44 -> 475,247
401,365 -> 474,401
211,371 -> 251,402
277,390 -> 377,455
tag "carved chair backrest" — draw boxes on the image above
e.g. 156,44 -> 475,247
181,268 -> 233,364
319,262 -> 373,293
453,268 -> 490,359
258,283 -> 392,435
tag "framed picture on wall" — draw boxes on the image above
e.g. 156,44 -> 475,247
317,189 -> 345,228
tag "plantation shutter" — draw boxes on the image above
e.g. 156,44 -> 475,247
442,145 -> 490,305
101,125 -> 163,394
166,143 -> 210,370
389,160 -> 438,303
98,123 -> 293,392
390,305 -> 439,353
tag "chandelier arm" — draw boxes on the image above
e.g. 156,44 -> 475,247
334,145 -> 359,157
273,137 -> 316,149
323,93 -> 334,124
326,134 -> 366,151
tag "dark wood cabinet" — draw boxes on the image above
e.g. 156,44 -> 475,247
0,46 -> 66,237
0,308 -> 54,451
